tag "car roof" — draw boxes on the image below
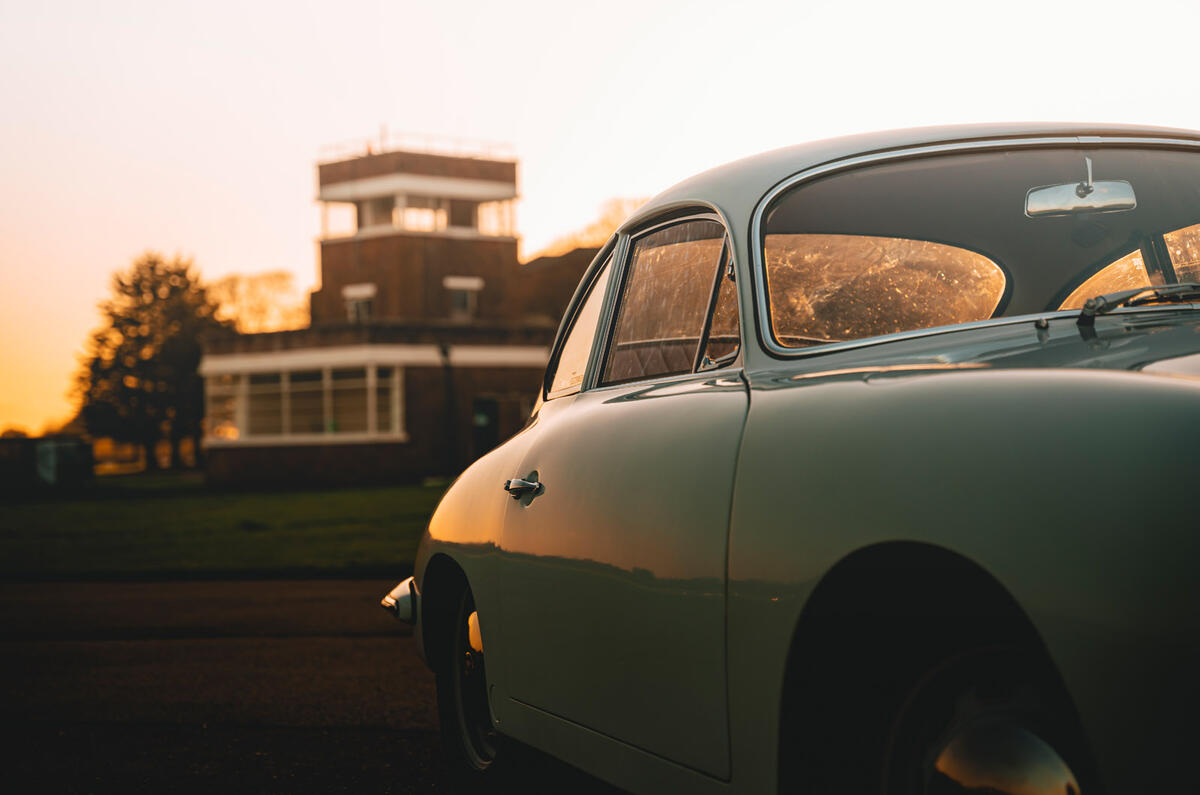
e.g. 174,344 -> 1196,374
621,122 -> 1200,231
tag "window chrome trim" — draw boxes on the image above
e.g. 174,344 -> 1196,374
582,234 -> 630,392
583,360 -> 745,398
749,134 -> 1200,359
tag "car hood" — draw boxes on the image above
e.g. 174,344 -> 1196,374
757,307 -> 1200,384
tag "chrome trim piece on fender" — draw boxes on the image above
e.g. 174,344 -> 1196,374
381,576 -> 417,623
749,134 -> 1200,360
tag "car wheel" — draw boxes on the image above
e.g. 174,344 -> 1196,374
436,586 -> 499,774
884,649 -> 1084,795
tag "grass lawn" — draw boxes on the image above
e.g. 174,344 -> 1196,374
0,473 -> 446,580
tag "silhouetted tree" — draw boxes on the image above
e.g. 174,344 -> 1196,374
209,270 -> 309,333
43,412 -> 88,438
77,253 -> 232,469
533,198 -> 647,258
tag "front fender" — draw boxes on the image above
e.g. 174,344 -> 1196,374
412,438 -> 526,673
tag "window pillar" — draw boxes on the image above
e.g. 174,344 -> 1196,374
366,365 -> 378,434
322,367 -> 332,434
281,372 -> 291,436
394,367 -> 404,436
235,374 -> 249,437
394,194 -> 406,229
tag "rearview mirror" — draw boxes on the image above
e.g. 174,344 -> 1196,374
1026,180 -> 1137,217
1026,156 -> 1137,217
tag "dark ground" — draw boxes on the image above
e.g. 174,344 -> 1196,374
0,579 -> 623,794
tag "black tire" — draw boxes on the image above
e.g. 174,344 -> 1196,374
435,586 -> 500,776
783,641 -> 1088,795
884,649 -> 1084,795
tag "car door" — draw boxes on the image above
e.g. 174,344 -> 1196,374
499,215 -> 747,778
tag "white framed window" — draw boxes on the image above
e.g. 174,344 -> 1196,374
342,283 -> 377,323
204,364 -> 406,445
331,368 -> 368,432
477,199 -> 515,237
398,195 -> 448,232
357,196 -> 395,230
444,275 -> 483,321
205,374 -> 241,440
289,370 -> 324,434
247,373 -> 283,436
346,299 -> 373,323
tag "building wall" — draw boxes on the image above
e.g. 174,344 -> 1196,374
405,364 -> 542,472
519,247 -> 602,326
311,233 -> 520,325
203,322 -> 555,357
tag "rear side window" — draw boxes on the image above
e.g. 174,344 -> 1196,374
1058,220 -> 1200,309
601,219 -> 728,385
1058,249 -> 1155,309
547,255 -> 613,398
1166,221 -> 1200,280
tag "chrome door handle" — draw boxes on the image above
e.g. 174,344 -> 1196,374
503,477 -> 541,499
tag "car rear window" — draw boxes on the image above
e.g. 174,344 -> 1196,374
761,147 -> 1200,348
765,233 -> 1005,346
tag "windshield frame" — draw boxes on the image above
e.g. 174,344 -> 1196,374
750,134 -> 1200,360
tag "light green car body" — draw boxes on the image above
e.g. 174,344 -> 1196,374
410,123 -> 1200,793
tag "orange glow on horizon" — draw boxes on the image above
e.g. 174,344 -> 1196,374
4,1 -> 1200,434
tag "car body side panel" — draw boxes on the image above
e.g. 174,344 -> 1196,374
725,366 -> 1200,793
501,699 -> 730,795
497,370 -> 748,778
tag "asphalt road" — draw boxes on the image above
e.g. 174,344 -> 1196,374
0,580 -> 623,794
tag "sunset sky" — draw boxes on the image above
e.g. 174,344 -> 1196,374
3,0 -> 1200,433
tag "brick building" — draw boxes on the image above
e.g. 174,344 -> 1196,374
199,142 -> 594,485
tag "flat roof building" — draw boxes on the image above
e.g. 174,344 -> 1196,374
199,140 -> 591,485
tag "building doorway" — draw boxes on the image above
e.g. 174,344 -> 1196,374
470,398 -> 500,460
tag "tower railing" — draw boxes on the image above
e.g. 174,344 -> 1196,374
318,131 -> 515,164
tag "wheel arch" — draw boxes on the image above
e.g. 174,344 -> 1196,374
420,552 -> 470,673
784,540 -> 1047,660
776,540 -> 1094,791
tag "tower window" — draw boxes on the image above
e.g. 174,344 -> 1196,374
342,283 -> 377,323
357,196 -> 394,229
448,289 -> 476,320
347,298 -> 373,323
449,199 -> 478,229
443,275 -> 484,321
400,195 -> 448,232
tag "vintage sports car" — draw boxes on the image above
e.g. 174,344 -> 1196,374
382,123 -> 1200,794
